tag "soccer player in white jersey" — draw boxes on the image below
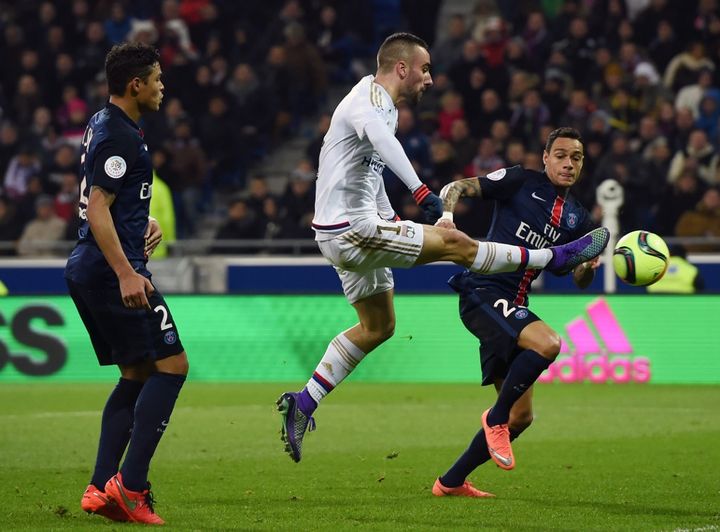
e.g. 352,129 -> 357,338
277,33 -> 609,463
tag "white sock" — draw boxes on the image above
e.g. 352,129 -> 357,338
470,242 -> 552,273
305,333 -> 367,404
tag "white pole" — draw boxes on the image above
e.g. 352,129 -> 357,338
595,179 -> 624,293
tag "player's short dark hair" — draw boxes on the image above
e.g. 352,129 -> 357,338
377,32 -> 429,73
105,42 -> 160,96
545,127 -> 583,153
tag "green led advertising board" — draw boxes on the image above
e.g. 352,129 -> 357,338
0,295 -> 718,384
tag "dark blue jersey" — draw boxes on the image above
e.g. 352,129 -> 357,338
64,103 -> 153,287
449,165 -> 595,305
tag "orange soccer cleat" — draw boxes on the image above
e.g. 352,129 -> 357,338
81,484 -> 128,522
482,408 -> 515,470
104,473 -> 165,525
432,478 -> 495,498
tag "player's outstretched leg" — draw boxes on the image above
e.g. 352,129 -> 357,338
481,408 -> 514,470
104,473 -> 164,525
277,391 -> 317,462
432,478 -> 495,498
546,227 -> 610,275
81,484 -> 128,522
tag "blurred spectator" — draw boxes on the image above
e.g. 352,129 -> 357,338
282,21 -> 327,121
261,45 -> 293,142
595,132 -> 651,231
225,63 -> 273,164
17,194 -> 66,256
312,4 -> 365,84
76,21 -> 110,81
668,129 -> 720,185
553,16 -> 598,86
13,74 -> 43,126
3,144 -> 41,200
429,139 -> 458,183
245,175 -> 274,215
642,136 -> 673,186
663,42 -> 715,93
0,121 -> 20,174
197,92 -> 242,190
504,139 -> 526,167
471,88 -> 509,139
280,159 -> 315,232
467,137 -> 504,177
437,90 -> 464,140
211,197 -> 264,254
633,61 -> 670,115
646,245 -> 704,293
53,172 -> 79,222
675,187 -> 720,251
521,11 -> 552,66
541,70 -> 570,124
675,68 -> 716,118
504,36 -> 533,74
0,194 -> 21,255
149,170 -> 176,260
509,88 -> 551,145
647,19 -> 681,74
58,96 -> 88,148
46,143 -> 80,192
163,118 -> 208,237
104,2 -> 133,45
449,119 -> 477,171
670,107 -> 698,152
305,113 -> 331,169
653,169 -> 706,236
431,14 -> 467,75
695,93 -> 720,141
634,1 -> 677,47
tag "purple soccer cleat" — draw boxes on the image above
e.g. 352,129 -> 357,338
276,392 -> 316,463
547,227 -> 610,275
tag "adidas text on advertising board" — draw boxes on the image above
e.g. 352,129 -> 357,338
538,298 -> 651,384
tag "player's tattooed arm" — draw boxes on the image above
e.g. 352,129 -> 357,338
439,177 -> 482,213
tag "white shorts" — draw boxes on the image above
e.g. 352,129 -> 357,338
316,217 -> 424,304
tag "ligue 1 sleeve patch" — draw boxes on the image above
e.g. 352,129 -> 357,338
104,156 -> 127,179
486,168 -> 506,181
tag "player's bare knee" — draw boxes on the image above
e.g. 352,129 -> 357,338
509,411 -> 534,433
156,351 -> 189,376
442,228 -> 475,260
536,332 -> 562,360
376,321 -> 395,343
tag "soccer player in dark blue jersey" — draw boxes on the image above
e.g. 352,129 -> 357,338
65,42 -> 186,524
431,127 -> 602,498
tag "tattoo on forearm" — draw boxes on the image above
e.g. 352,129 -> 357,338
439,178 -> 481,212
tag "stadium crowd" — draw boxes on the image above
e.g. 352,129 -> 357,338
1,0 -> 719,256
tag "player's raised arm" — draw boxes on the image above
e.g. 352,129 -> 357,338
364,120 -> 442,223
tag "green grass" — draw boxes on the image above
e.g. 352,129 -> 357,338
1,383 -> 719,531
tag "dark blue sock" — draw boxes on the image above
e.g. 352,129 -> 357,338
90,378 -> 144,489
487,350 -> 550,426
120,372 -> 185,492
440,428 -> 522,487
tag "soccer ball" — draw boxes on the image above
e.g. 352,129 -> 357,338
613,230 -> 669,286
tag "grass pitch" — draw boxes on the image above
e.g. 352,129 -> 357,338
1,382 -> 718,531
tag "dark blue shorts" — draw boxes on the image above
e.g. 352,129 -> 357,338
67,279 -> 185,366
458,288 -> 540,385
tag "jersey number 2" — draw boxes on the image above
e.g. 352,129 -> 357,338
153,305 -> 173,331
493,298 -> 516,318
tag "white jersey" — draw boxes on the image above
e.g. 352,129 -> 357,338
312,75 -> 398,240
